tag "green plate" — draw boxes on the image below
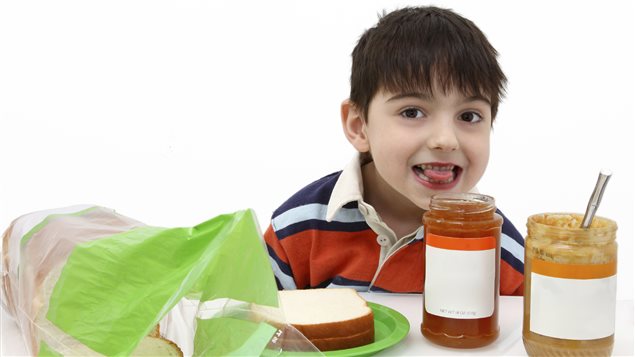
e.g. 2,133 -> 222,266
323,302 -> 410,357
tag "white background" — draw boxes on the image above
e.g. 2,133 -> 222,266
1,1 -> 633,300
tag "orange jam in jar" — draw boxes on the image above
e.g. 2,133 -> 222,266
523,213 -> 617,356
421,193 -> 502,348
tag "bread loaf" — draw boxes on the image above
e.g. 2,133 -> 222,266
131,337 -> 183,357
255,288 -> 374,351
1,206 -> 183,356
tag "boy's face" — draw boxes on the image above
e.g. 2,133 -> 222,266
344,84 -> 492,211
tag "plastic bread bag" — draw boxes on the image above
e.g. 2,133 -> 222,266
1,205 -> 322,356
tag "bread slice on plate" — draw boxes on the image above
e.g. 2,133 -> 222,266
255,288 -> 374,351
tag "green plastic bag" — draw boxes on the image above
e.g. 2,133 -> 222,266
1,205 -> 321,356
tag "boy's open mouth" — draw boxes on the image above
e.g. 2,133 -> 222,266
413,163 -> 462,184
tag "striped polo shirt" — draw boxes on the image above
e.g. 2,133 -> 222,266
264,156 -> 525,295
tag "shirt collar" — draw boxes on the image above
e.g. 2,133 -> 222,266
326,153 -> 365,222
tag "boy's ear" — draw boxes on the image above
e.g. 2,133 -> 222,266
341,99 -> 370,153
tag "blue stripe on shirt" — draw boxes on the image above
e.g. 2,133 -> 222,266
501,248 -> 524,274
266,244 -> 297,289
266,244 -> 293,276
326,276 -> 371,292
273,171 -> 341,215
369,285 -> 415,293
276,219 -> 371,240
501,233 -> 524,263
498,209 -> 525,246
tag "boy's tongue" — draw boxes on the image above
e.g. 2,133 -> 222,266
423,168 -> 454,181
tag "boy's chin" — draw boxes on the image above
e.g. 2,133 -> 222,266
411,197 -> 432,211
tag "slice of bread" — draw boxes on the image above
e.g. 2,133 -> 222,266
256,288 -> 374,351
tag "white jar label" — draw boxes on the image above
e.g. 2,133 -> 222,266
530,258 -> 616,340
424,234 -> 497,319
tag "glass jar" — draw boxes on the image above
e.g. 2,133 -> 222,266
523,213 -> 617,356
421,193 -> 502,348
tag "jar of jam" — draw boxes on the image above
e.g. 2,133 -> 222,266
523,213 -> 617,356
421,193 -> 502,348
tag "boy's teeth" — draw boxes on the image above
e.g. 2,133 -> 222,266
417,164 -> 455,171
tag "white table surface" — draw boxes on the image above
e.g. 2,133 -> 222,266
2,295 -> 633,356
361,294 -> 634,356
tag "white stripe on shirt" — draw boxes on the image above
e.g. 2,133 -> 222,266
269,256 -> 297,289
501,233 -> 524,263
326,283 -> 368,292
272,203 -> 365,231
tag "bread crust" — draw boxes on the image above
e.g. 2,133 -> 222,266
157,338 -> 183,357
291,311 -> 374,339
283,326 -> 375,351
310,326 -> 375,351
148,324 -> 161,338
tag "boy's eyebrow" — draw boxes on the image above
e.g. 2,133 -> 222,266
386,92 -> 492,105
465,95 -> 492,105
386,92 -> 432,102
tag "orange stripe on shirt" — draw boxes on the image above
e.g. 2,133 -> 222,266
373,241 -> 424,293
426,233 -> 496,251
500,259 -> 524,296
281,228 -> 379,288
531,258 -> 616,279
264,225 -> 290,264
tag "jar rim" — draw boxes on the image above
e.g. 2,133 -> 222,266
527,212 -> 617,234
429,193 -> 495,214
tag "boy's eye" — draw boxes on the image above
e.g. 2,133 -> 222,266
400,108 -> 424,119
459,111 -> 483,123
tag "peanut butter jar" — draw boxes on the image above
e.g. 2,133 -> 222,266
523,213 -> 617,356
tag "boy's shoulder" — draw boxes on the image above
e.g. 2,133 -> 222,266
269,170 -> 369,241
272,171 -> 343,219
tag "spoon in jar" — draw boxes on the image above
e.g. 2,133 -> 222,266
581,169 -> 612,229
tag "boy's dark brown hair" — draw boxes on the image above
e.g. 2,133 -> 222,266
350,6 -> 506,122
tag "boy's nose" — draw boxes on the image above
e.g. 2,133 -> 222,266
427,121 -> 459,152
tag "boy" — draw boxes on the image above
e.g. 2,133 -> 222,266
264,6 -> 524,295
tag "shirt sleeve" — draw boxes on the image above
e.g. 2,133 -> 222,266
498,209 -> 525,296
263,223 -> 297,290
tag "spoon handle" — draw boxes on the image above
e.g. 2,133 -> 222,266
581,170 -> 612,229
